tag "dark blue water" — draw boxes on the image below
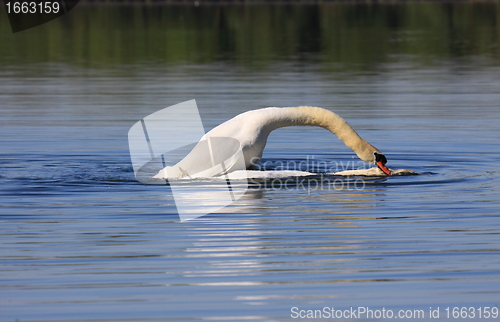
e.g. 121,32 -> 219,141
1,61 -> 500,321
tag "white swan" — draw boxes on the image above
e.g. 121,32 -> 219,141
154,106 -> 391,179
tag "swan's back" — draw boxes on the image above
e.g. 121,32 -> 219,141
204,108 -> 281,140
203,108 -> 296,164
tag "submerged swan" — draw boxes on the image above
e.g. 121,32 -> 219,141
154,106 -> 391,179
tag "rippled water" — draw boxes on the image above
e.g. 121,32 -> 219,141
2,60 -> 499,321
2,4 -> 500,320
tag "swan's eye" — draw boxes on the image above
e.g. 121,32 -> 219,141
374,152 -> 387,165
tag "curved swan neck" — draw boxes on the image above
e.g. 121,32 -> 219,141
293,106 -> 362,146
262,106 -> 377,162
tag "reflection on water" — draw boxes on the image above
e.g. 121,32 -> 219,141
1,2 -> 500,321
1,3 -> 500,67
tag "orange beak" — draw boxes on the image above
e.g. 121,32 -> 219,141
377,161 -> 391,176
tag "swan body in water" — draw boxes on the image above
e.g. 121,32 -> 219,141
154,106 -> 392,179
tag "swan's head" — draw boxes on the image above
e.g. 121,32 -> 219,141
356,143 -> 391,176
356,143 -> 391,175
373,151 -> 391,176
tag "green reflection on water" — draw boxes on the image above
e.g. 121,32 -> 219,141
1,3 -> 499,68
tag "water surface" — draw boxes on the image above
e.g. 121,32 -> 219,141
1,3 -> 500,321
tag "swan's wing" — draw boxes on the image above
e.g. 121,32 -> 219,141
154,137 -> 246,179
